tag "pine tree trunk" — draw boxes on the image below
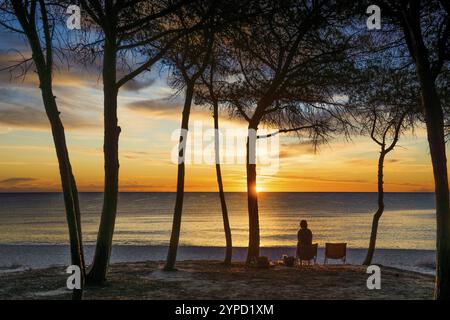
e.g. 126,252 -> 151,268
213,101 -> 232,264
87,36 -> 120,285
246,128 -> 260,264
71,174 -> 85,271
363,151 -> 385,265
41,83 -> 85,299
12,0 -> 85,299
407,32 -> 450,299
165,83 -> 195,271
418,71 -> 450,300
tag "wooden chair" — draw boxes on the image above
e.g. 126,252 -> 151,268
324,243 -> 347,264
296,243 -> 318,265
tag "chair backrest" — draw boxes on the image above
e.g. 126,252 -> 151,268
297,243 -> 318,260
325,243 -> 347,259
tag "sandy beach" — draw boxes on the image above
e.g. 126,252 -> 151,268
0,260 -> 434,300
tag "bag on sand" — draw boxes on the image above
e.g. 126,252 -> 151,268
256,256 -> 270,268
283,256 -> 295,267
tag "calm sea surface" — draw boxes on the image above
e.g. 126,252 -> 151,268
0,192 -> 436,250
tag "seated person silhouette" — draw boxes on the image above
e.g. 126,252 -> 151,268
297,220 -> 313,260
297,220 -> 312,246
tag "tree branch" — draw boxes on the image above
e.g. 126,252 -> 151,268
257,125 -> 317,139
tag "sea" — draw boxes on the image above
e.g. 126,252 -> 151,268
0,192 -> 437,275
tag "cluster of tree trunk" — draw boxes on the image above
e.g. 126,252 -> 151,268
2,0 -> 85,299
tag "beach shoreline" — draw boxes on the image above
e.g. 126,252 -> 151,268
0,244 -> 437,276
0,260 -> 434,300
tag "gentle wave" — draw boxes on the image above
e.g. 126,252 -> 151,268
0,192 -> 437,250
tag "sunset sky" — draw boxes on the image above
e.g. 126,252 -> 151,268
0,30 -> 436,193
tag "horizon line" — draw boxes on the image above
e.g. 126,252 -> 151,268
0,191 -> 435,194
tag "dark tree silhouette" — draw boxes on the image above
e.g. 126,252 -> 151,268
348,64 -> 419,265
370,0 -> 450,299
196,50 -> 233,265
163,0 -> 255,270
162,8 -> 215,271
0,0 -> 85,299
224,0 -> 355,263
78,0 -> 197,284
362,107 -> 410,265
363,111 -> 405,266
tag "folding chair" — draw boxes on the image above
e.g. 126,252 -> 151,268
324,243 -> 347,264
296,243 -> 318,266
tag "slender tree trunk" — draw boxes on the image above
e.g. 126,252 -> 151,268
213,101 -> 232,264
246,127 -> 260,264
12,0 -> 85,299
71,174 -> 85,271
417,71 -> 450,300
363,151 -> 386,266
87,35 -> 120,285
164,82 -> 195,271
41,82 -> 85,299
399,8 -> 450,297
406,26 -> 450,298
